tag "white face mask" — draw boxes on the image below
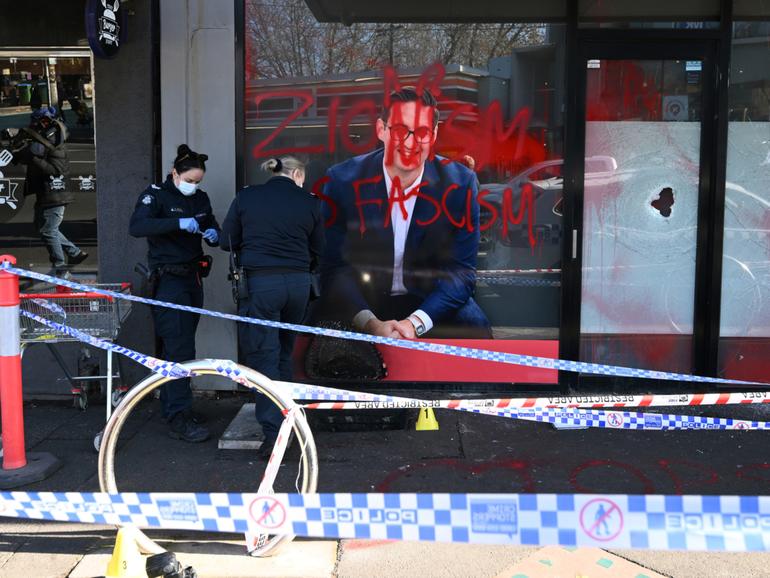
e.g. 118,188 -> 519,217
177,180 -> 197,196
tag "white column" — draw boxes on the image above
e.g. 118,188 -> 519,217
160,0 -> 238,390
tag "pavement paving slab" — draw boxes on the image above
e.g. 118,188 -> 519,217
336,541 -> 538,578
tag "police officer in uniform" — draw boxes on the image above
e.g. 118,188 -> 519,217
221,155 -> 324,459
130,144 -> 220,442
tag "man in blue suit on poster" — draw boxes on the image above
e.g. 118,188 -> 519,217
320,87 -> 491,339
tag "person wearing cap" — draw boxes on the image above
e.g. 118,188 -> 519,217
13,105 -> 88,274
129,144 -> 221,443
220,155 -> 324,459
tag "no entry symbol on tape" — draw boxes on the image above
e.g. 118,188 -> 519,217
249,497 -> 286,529
606,413 -> 624,428
580,498 -> 623,541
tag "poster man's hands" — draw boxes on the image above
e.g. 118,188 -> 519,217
364,317 -> 404,338
362,317 -> 419,339
394,319 -> 417,339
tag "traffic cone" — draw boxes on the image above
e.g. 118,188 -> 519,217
416,408 -> 439,431
105,526 -> 147,578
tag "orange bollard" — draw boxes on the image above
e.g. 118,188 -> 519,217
0,254 -> 26,470
0,255 -> 61,488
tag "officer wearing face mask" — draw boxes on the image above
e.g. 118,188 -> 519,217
129,144 -> 221,443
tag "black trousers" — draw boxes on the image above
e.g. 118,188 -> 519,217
238,272 -> 311,442
151,272 -> 203,418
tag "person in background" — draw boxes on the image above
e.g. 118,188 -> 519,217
220,155 -> 324,460
13,105 -> 88,275
129,144 -> 221,443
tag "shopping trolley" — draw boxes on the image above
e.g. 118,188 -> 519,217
19,283 -> 132,429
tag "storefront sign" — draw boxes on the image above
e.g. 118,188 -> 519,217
85,0 -> 126,59
0,149 -> 24,223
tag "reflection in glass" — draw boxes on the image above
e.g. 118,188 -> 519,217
580,59 -> 702,372
718,22 -> 770,381
0,54 -> 97,275
244,0 -> 566,381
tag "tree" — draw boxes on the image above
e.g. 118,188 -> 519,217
245,0 -> 546,80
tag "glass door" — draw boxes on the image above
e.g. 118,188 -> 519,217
0,51 -> 96,275
564,39 -> 718,383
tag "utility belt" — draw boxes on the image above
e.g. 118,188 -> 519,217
155,255 -> 213,278
135,256 -> 212,298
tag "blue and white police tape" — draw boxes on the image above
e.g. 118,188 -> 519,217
3,263 -> 765,387
0,491 -> 768,552
457,406 -> 769,431
29,298 -> 67,318
477,275 -> 560,288
17,310 -> 770,431
283,382 -> 770,430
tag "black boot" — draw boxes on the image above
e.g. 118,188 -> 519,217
68,251 -> 89,265
168,410 -> 210,443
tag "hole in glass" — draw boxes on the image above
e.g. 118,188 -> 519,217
651,187 -> 674,217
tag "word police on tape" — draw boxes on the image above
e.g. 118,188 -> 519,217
1,491 -> 768,552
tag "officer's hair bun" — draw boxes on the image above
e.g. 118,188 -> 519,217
173,143 -> 207,174
260,156 -> 305,176
261,158 -> 283,173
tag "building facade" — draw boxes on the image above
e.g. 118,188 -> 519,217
1,0 -> 769,396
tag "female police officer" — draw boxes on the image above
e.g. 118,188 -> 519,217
221,155 -> 324,459
130,144 -> 220,442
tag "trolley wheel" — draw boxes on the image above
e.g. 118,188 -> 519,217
74,391 -> 88,411
93,430 -> 103,453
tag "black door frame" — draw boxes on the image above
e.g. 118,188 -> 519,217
559,27 -> 731,392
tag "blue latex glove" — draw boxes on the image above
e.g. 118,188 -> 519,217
179,217 -> 200,234
202,228 -> 219,243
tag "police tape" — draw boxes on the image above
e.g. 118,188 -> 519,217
300,391 -> 770,410
285,383 -> 770,431
476,276 -> 560,288
0,490 -> 768,552
3,263 -> 765,387
16,311 -> 770,431
18,309 -> 260,391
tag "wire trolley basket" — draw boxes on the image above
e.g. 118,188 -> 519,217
19,283 -> 132,343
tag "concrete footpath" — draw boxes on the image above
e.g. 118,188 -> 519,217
1,395 -> 769,577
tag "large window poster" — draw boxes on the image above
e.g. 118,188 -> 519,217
244,1 -> 565,383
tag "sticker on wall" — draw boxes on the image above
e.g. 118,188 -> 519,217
663,95 -> 689,121
74,175 -> 96,191
0,149 -> 24,222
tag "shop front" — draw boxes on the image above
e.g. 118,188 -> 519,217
0,0 -> 768,397
238,0 -> 770,392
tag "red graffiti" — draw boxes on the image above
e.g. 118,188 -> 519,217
311,176 -> 536,247
656,459 -> 719,495
586,60 -> 662,122
374,457 -> 760,495
249,62 -> 546,175
569,459 -> 656,494
736,463 -> 770,482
